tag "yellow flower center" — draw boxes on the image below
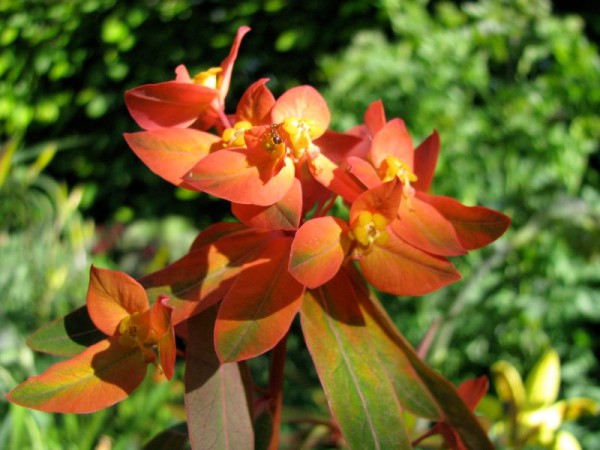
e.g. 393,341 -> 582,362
222,120 -> 252,148
349,211 -> 389,254
380,155 -> 417,185
193,67 -> 222,89
379,155 -> 417,206
282,117 -> 323,160
118,312 -> 156,363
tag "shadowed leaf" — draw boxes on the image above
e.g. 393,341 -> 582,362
27,306 -> 105,357
185,306 -> 254,450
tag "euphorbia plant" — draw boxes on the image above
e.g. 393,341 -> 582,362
7,27 -> 510,449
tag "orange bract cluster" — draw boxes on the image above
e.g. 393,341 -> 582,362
7,26 -> 509,419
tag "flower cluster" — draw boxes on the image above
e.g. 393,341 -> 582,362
7,27 -> 509,448
123,26 -> 509,362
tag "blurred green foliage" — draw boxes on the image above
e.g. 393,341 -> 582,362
1,0 -> 599,448
0,0 -> 387,225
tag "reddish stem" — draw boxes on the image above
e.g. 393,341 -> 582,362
266,332 -> 289,450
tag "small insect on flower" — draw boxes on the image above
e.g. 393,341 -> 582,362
264,123 -> 286,159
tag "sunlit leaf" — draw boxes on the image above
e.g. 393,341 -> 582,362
359,295 -> 495,449
289,216 -> 349,288
216,237 -> 305,362
140,226 -> 274,325
300,269 -> 412,449
87,265 -> 149,336
185,148 -> 295,206
359,232 -> 461,296
7,339 -> 147,413
124,128 -> 220,187
232,177 -> 302,231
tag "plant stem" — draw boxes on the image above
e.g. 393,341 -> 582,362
267,332 -> 289,450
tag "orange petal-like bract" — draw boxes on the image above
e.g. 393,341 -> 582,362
125,82 -> 219,130
185,147 -> 295,206
359,232 -> 461,296
289,216 -> 349,288
271,85 -> 330,134
420,193 -> 511,250
87,265 -> 149,336
232,177 -> 302,230
391,195 -> 467,257
124,128 -> 220,187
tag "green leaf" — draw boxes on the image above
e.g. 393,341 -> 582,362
143,423 -> 188,450
346,268 -> 441,419
185,306 -> 254,450
26,306 -> 105,357
300,268 -> 412,450
360,294 -> 494,450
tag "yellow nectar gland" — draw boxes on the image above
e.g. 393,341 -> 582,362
118,312 -> 156,363
222,120 -> 252,148
193,67 -> 223,89
349,211 -> 389,254
282,117 -> 323,160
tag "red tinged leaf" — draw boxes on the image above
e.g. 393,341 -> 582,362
232,177 -> 302,231
217,26 -> 251,103
150,296 -> 176,380
289,216 -> 350,289
458,376 -> 489,410
215,237 -> 305,362
300,269 -> 412,449
369,118 -> 414,170
350,179 -> 402,224
310,153 -> 364,203
235,78 -> 275,125
87,266 -> 149,336
185,307 -> 254,450
140,226 -> 275,325
125,81 -> 218,130
359,232 -> 461,296
313,129 -> 363,165
347,155 -> 381,189
364,99 -> 387,136
26,306 -> 105,357
271,85 -> 331,135
413,130 -> 440,192
184,147 -> 295,206
189,222 -> 250,250
421,193 -> 511,250
358,296 -> 495,450
123,128 -> 220,187
391,195 -> 467,257
7,338 -> 147,413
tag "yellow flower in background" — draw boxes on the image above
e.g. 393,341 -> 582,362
481,349 -> 599,449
